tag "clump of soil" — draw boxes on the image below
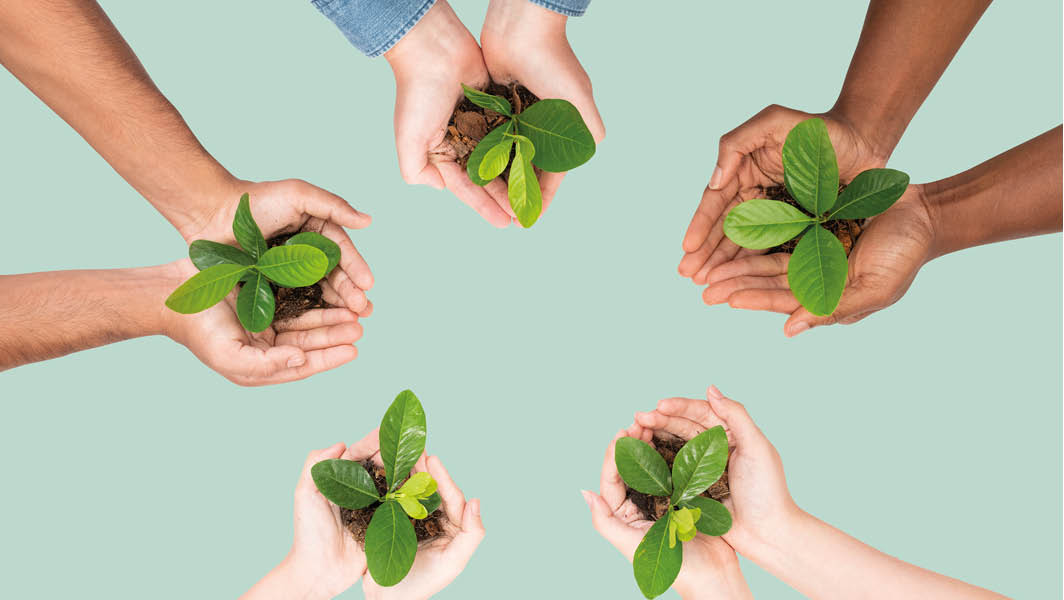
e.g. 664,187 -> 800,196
761,185 -> 862,255
340,460 -> 447,545
445,82 -> 540,181
265,233 -> 331,322
626,435 -> 730,522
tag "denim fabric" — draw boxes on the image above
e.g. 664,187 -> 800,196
311,0 -> 438,58
528,0 -> 590,17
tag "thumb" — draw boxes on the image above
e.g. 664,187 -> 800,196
582,490 -> 643,561
296,183 -> 372,230
705,386 -> 764,450
711,105 -> 793,190
443,498 -> 485,568
263,345 -> 307,372
396,129 -> 445,190
783,279 -> 879,337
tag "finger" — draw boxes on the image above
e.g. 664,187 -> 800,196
429,455 -> 466,525
344,428 -> 381,461
319,279 -> 344,306
265,344 -> 358,385
634,410 -> 704,441
291,180 -> 372,229
326,267 -> 369,312
538,171 -> 566,213
227,344 -> 306,386
484,179 -> 516,218
694,236 -> 744,285
582,490 -> 644,560
358,299 -> 374,318
702,274 -> 789,306
275,322 -> 363,351
681,185 -> 730,256
321,221 -> 374,291
600,430 -> 629,511
437,161 -> 512,227
783,280 -> 881,337
656,396 -> 726,432
706,253 -> 789,286
273,308 -> 357,332
396,127 -> 446,189
442,498 -> 485,570
728,289 -> 801,314
713,105 -> 791,190
705,386 -> 764,447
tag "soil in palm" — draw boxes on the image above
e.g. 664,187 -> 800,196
264,233 -> 331,322
626,435 -> 731,522
762,185 -> 862,256
445,82 -> 540,183
340,460 -> 447,545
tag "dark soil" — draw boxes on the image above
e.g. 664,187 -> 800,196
264,233 -> 331,322
340,460 -> 447,546
627,435 -> 731,522
763,185 -> 862,255
445,82 -> 541,182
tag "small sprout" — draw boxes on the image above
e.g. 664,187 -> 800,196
615,427 -> 732,599
722,117 -> 910,316
461,84 -> 597,227
310,390 -> 440,587
165,194 -> 340,332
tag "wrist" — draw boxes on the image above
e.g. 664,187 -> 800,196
151,261 -> 195,342
252,554 -> 338,600
385,1 -> 480,81
822,107 -> 895,168
483,0 -> 568,43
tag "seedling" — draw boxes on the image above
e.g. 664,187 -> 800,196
722,118 -> 909,315
165,193 -> 340,332
311,390 -> 440,587
615,427 -> 732,599
461,84 -> 596,227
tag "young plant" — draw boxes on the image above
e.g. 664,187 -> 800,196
615,427 -> 732,599
461,84 -> 596,228
311,390 -> 440,587
722,117 -> 910,316
164,193 -> 340,332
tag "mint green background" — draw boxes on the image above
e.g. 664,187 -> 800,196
1,1 -> 1060,598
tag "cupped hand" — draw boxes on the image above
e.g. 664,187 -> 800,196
680,105 -> 884,285
180,178 -> 375,315
632,387 -> 800,560
162,259 -> 363,386
385,1 -> 514,227
481,0 -> 606,218
583,427 -> 748,599
701,185 -> 936,336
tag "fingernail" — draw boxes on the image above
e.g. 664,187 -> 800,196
788,322 -> 810,337
472,498 -> 481,516
707,385 -> 723,400
580,489 -> 594,508
287,355 -> 306,368
709,167 -> 723,190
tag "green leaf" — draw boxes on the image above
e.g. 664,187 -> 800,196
827,168 -> 910,220
667,512 -> 677,548
684,496 -> 732,536
397,495 -> 428,520
236,269 -> 275,332
633,513 -> 682,599
398,472 -> 437,499
188,240 -> 255,271
379,390 -> 427,491
615,437 -> 672,497
467,121 -> 513,186
286,232 -> 341,274
461,83 -> 512,116
478,137 -> 514,182
365,500 -> 418,587
310,459 -> 380,510
514,99 -> 595,172
164,264 -> 248,314
255,245 -> 328,288
723,199 -> 815,249
787,225 -> 849,316
671,426 -> 729,505
508,139 -> 543,228
233,193 -> 268,260
782,118 -> 839,216
419,492 -> 442,516
673,507 -> 699,543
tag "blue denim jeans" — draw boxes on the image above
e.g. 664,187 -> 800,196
312,0 -> 590,58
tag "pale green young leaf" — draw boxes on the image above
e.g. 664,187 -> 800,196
478,137 -> 514,181
787,225 -> 849,316
365,500 -> 417,586
782,118 -> 839,216
684,496 -> 732,536
514,99 -> 595,172
189,240 -> 255,271
723,199 -> 815,249
667,513 -> 677,549
311,459 -> 380,510
236,269 -> 275,332
461,83 -> 512,116
398,472 -> 437,499
673,507 -> 699,543
396,496 -> 428,520
165,264 -> 249,314
467,121 -> 513,185
633,513 -> 682,599
286,232 -> 341,274
233,193 -> 268,259
508,141 -> 543,228
615,437 -> 672,497
379,390 -> 427,491
827,168 -> 910,220
255,245 -> 328,288
671,426 -> 729,504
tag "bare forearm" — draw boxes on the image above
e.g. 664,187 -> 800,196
830,0 -> 991,160
0,0 -> 233,235
749,510 -> 1008,600
0,264 -> 178,370
925,126 -> 1063,259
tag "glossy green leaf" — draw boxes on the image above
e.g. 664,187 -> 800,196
684,496 -> 732,536
255,245 -> 328,288
478,137 -> 514,181
827,168 -> 910,220
782,118 -> 839,216
164,263 -> 248,314
396,496 -> 428,520
236,269 -> 275,332
398,472 -> 437,499
419,492 -> 442,516
788,225 -> 849,316
508,139 -> 543,228
615,437 -> 672,497
365,500 -> 417,587
671,426 -> 729,504
514,99 -> 595,172
461,83 -> 512,116
233,193 -> 268,259
311,459 -> 380,510
379,390 -> 427,491
723,199 -> 815,249
633,513 -> 682,599
286,232 -> 341,274
188,240 -> 255,271
673,507 -> 700,543
467,121 -> 513,186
